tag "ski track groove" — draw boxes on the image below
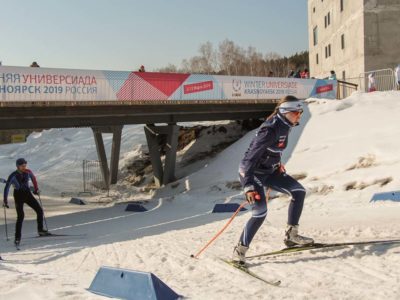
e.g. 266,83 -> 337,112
343,258 -> 394,283
75,248 -> 91,272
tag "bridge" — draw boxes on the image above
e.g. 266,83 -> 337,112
0,65 -> 337,187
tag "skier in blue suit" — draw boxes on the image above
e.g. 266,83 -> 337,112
233,95 -> 313,264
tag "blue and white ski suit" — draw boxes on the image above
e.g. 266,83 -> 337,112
238,113 -> 306,247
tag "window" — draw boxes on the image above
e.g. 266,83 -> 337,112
325,44 -> 332,58
325,12 -> 331,28
342,70 -> 346,80
316,54 -> 319,65
340,0 -> 344,12
341,34 -> 345,49
313,7 -> 316,13
313,26 -> 318,46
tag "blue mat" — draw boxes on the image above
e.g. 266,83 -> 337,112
69,198 -> 87,205
212,203 -> 247,213
125,203 -> 148,212
88,266 -> 180,300
370,191 -> 400,202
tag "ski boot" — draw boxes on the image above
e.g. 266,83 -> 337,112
38,230 -> 52,237
232,242 -> 249,265
284,225 -> 314,247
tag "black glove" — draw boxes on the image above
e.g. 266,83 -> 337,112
245,191 -> 261,205
33,189 -> 40,196
3,201 -> 9,209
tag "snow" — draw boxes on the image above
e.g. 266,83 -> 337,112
1,91 -> 400,299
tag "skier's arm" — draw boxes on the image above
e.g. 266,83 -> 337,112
3,174 -> 15,206
27,169 -> 39,194
240,126 -> 277,192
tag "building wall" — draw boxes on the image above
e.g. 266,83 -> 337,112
308,0 -> 365,81
364,0 -> 400,72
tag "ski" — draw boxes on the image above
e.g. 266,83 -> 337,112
247,238 -> 400,260
38,233 -> 86,237
25,233 -> 86,239
220,258 -> 281,286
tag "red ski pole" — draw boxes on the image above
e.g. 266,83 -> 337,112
191,200 -> 249,259
191,189 -> 271,259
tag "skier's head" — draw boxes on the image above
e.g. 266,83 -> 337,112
16,158 -> 27,172
268,95 -> 304,125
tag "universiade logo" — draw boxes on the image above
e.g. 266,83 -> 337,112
232,79 -> 242,97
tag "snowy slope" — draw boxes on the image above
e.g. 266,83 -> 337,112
0,125 -> 145,195
1,91 -> 400,300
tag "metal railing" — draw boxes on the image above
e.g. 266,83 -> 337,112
336,80 -> 358,99
358,68 -> 396,92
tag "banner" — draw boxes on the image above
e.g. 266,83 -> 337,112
0,66 -> 337,102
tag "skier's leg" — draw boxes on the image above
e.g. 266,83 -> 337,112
233,174 -> 268,264
13,191 -> 25,241
265,172 -> 305,225
265,172 -> 313,246
238,175 -> 268,247
25,193 -> 44,233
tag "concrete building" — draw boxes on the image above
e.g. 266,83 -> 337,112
308,0 -> 400,81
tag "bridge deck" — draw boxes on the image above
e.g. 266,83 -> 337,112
0,100 -> 277,130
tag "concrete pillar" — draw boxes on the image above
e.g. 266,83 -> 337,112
110,126 -> 123,184
92,128 -> 110,189
144,124 -> 179,187
92,126 -> 124,188
163,125 -> 179,185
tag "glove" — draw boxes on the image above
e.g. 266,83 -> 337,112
32,189 -> 40,195
3,201 -> 9,209
245,191 -> 261,205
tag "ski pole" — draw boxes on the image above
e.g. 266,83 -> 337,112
190,188 -> 271,259
0,178 -> 9,241
37,193 -> 49,231
191,201 -> 248,259
3,205 -> 9,241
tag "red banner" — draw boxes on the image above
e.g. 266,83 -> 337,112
184,81 -> 214,94
316,84 -> 333,94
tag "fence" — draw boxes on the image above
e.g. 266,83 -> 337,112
82,159 -> 109,194
358,68 -> 397,92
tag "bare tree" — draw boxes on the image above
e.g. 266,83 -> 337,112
158,40 -> 309,77
158,63 -> 179,73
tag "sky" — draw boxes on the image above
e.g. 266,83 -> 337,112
0,0 -> 308,71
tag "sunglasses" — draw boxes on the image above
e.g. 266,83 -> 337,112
290,110 -> 303,116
